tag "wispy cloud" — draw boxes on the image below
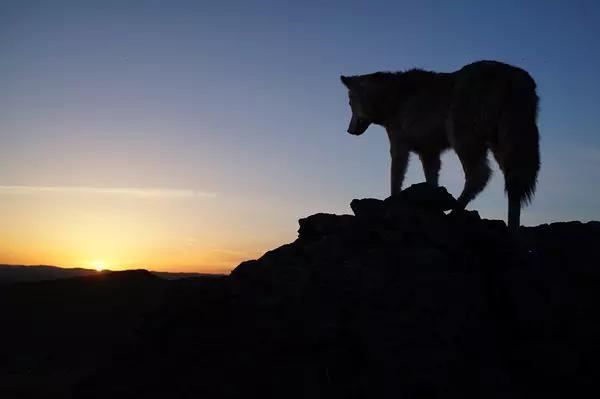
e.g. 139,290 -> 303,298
0,185 -> 216,198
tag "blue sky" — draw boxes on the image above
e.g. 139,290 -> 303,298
1,0 -> 599,271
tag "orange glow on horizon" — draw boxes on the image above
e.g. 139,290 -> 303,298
0,185 -> 304,274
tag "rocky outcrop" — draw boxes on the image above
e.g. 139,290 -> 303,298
76,184 -> 600,398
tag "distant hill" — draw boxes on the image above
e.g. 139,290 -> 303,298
0,264 -> 222,285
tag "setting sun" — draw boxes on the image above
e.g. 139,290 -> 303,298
90,260 -> 107,272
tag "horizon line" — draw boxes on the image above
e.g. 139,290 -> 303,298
0,262 -> 227,275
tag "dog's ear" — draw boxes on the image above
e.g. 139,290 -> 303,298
340,75 -> 352,88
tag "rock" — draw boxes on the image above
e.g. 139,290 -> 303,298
350,198 -> 385,219
448,208 -> 481,223
350,185 -> 457,229
482,218 -> 508,232
73,185 -> 600,399
389,183 -> 457,212
297,213 -> 355,239
229,259 -> 260,279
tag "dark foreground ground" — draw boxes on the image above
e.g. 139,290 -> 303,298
1,183 -> 599,398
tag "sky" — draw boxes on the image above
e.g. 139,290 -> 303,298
1,0 -> 599,273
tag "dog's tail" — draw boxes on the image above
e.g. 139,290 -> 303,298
497,72 -> 540,229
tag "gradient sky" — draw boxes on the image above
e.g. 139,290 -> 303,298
1,0 -> 599,273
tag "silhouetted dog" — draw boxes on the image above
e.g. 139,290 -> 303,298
341,60 -> 540,230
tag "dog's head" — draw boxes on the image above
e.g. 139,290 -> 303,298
340,75 -> 372,136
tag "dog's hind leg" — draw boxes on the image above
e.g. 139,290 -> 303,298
508,193 -> 521,232
454,143 -> 491,211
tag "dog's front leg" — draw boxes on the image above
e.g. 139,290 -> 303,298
390,144 -> 409,197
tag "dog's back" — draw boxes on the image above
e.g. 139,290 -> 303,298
450,61 -> 537,141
